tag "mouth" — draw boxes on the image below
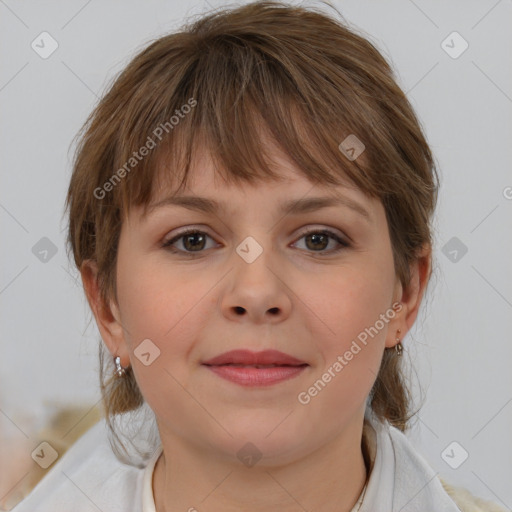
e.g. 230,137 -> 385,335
202,349 -> 308,367
209,363 -> 308,368
202,350 -> 309,387
203,364 -> 308,387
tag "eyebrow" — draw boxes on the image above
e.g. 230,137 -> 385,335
145,194 -> 371,221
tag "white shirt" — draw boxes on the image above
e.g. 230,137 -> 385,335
11,409 -> 461,512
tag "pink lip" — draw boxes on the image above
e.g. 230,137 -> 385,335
202,349 -> 306,366
205,365 -> 307,386
202,350 -> 308,387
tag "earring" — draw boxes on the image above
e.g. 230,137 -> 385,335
114,355 -> 129,378
395,329 -> 403,356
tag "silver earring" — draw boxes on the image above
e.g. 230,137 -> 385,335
395,329 -> 403,356
114,356 -> 128,377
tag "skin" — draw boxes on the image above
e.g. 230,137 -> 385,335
82,143 -> 431,512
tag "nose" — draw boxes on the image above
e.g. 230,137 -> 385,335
221,240 -> 292,324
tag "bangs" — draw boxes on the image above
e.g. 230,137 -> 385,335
113,31 -> 388,220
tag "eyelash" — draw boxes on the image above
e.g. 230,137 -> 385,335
161,227 -> 350,256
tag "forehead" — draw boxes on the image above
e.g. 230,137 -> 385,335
153,138 -> 364,197
120,112 -> 380,227
131,147 -> 379,232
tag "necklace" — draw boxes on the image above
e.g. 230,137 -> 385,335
354,424 -> 372,511
355,480 -> 368,511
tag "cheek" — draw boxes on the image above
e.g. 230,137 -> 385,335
116,252 -> 194,343
305,264 -> 394,349
295,253 -> 395,405
115,255 -> 214,391
296,275 -> 390,418
115,262 -> 194,413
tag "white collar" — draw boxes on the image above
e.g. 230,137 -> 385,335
141,411 -> 460,512
142,446 -> 162,512
360,409 -> 460,511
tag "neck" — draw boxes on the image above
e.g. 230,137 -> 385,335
152,418 -> 369,512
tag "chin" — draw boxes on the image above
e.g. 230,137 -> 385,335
205,421 -> 308,466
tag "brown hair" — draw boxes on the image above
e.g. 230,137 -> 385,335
65,0 -> 438,453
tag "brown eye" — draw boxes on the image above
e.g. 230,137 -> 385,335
162,230 -> 215,254
181,232 -> 206,251
293,229 -> 349,255
162,227 -> 349,256
305,232 -> 329,251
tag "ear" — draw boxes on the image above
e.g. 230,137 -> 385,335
80,260 -> 130,367
385,244 -> 432,348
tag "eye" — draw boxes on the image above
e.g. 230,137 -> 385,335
162,227 -> 350,256
292,228 -> 350,255
162,229 -> 217,254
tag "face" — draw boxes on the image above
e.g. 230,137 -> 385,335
103,145 -> 406,464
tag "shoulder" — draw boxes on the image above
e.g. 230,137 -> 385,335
371,416 -> 508,512
439,479 -> 510,512
10,418 -> 146,512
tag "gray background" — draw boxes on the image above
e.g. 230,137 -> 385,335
1,0 -> 511,507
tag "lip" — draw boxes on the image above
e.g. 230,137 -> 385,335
202,349 -> 307,366
202,350 -> 308,387
205,365 -> 307,386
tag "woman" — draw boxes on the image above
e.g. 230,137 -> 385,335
10,2 -> 507,510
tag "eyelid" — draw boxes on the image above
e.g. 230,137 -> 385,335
294,225 -> 348,242
162,224 -> 350,255
162,225 -> 347,244
291,226 -> 350,253
163,226 -> 209,241
162,226 -> 217,247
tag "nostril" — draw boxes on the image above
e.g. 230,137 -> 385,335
234,306 -> 245,314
